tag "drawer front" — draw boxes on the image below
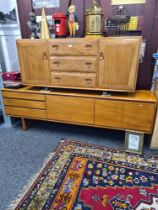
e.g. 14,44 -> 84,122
49,39 -> 98,56
3,98 -> 46,109
2,91 -> 45,101
95,99 -> 123,128
50,57 -> 97,73
51,72 -> 96,88
123,101 -> 156,133
5,106 -> 46,119
46,95 -> 94,124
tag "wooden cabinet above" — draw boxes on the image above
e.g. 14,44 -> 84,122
16,37 -> 141,92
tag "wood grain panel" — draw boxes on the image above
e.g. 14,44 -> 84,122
51,72 -> 96,88
99,37 -> 141,91
17,39 -> 49,85
123,101 -> 156,133
5,106 -> 46,119
46,95 -> 94,124
50,56 -> 98,73
3,98 -> 46,109
2,91 -> 45,101
95,99 -> 123,128
48,38 -> 98,56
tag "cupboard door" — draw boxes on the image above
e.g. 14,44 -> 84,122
17,40 -> 49,85
95,99 -> 123,128
98,37 -> 141,91
123,101 -> 156,133
46,95 -> 94,124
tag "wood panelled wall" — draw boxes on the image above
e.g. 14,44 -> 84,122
16,0 -> 158,90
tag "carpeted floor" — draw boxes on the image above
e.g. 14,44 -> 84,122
0,119 -> 157,210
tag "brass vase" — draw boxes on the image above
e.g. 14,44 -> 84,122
85,0 -> 104,37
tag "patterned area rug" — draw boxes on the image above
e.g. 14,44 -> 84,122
12,140 -> 158,210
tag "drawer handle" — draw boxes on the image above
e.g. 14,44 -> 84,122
85,78 -> 92,82
85,62 -> 92,66
52,45 -> 59,49
85,44 -> 92,50
53,61 -> 60,66
43,52 -> 48,60
54,77 -> 61,81
139,104 -> 143,107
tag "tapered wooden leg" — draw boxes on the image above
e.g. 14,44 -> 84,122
22,118 -> 27,131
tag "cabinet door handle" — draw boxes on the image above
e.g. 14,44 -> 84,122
99,52 -> 104,60
43,52 -> 48,60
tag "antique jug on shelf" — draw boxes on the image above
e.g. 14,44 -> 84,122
85,0 -> 104,37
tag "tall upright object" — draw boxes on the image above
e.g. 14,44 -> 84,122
67,2 -> 79,37
40,8 -> 50,39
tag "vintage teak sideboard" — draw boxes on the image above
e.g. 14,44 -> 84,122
1,86 -> 157,134
1,37 -> 157,139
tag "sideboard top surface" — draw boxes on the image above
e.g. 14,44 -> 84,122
2,86 -> 157,103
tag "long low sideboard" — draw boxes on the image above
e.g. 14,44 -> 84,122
1,86 -> 157,134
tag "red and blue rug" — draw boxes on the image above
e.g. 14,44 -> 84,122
14,140 -> 158,210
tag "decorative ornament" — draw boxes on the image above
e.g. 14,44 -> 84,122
67,3 -> 79,37
106,6 -> 130,36
27,11 -> 39,39
85,0 -> 104,37
40,8 -> 50,39
53,13 -> 67,38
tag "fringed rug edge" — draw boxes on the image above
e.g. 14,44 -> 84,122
6,139 -> 66,210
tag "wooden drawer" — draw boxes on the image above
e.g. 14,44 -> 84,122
3,98 -> 46,109
50,56 -> 97,73
5,106 -> 46,119
51,72 -> 96,88
2,91 -> 45,101
48,39 -> 98,56
123,101 -> 156,133
95,99 -> 123,128
46,95 -> 94,124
